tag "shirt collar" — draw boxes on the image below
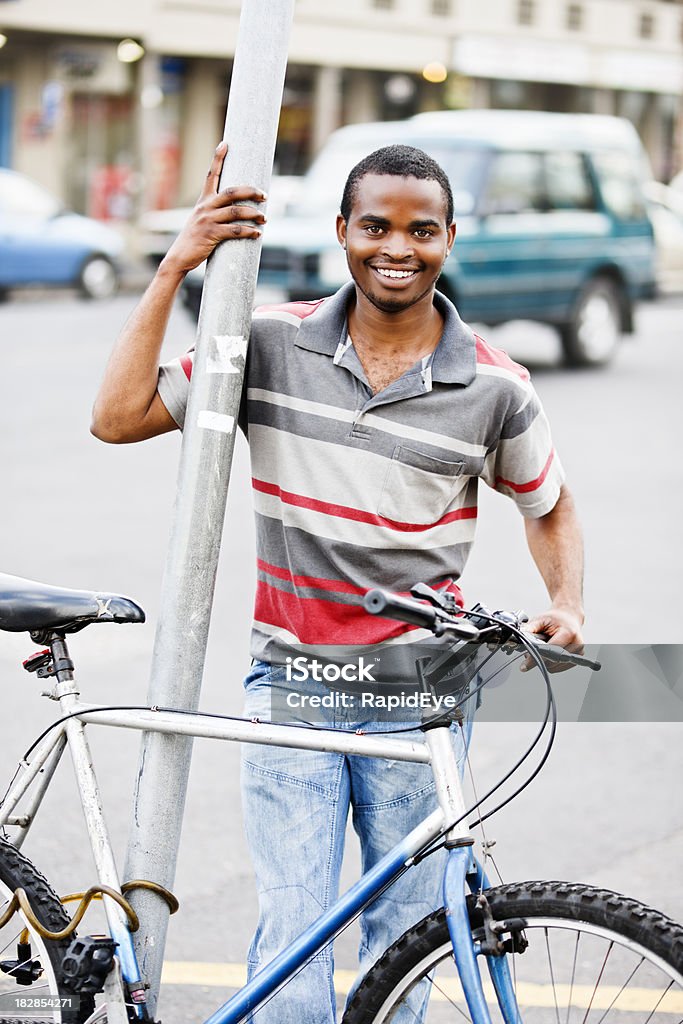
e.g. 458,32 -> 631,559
294,281 -> 477,386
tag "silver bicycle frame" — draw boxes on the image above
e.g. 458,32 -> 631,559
0,670 -> 473,1022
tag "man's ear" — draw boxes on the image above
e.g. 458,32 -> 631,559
336,213 -> 347,249
446,221 -> 456,254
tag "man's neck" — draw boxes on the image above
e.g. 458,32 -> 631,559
347,288 -> 443,357
346,288 -> 444,395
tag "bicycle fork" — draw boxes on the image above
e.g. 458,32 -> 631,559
427,726 -> 521,1024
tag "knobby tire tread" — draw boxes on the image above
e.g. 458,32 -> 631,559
0,837 -> 94,1024
342,880 -> 683,1024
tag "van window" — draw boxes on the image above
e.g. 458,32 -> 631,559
591,150 -> 648,220
479,152 -> 544,215
544,152 -> 596,211
297,139 -> 487,217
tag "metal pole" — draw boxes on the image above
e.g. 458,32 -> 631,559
123,2 -> 295,1011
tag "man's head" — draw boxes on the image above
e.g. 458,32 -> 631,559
340,145 -> 454,227
336,145 -> 456,314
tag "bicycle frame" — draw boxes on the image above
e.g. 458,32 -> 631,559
0,668 -> 520,1024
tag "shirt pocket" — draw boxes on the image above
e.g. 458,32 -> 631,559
377,445 -> 465,526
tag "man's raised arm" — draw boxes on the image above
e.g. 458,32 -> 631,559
91,142 -> 266,444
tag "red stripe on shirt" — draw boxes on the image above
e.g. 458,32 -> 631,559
256,558 -> 463,607
252,478 -> 477,533
254,298 -> 326,320
180,354 -> 193,381
255,578 -> 419,645
475,335 -> 530,382
257,559 -> 368,596
495,449 -> 555,494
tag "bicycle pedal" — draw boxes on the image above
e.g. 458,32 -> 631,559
61,935 -> 118,995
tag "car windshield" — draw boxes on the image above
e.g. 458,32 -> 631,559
0,172 -> 62,218
291,139 -> 487,218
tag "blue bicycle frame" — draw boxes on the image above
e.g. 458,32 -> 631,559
106,724 -> 521,1024
183,836 -> 519,1024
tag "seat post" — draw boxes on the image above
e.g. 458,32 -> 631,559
47,632 -> 76,686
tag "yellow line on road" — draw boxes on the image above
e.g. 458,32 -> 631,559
161,962 -> 683,1012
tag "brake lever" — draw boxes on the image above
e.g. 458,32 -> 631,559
410,582 -> 461,614
526,634 -> 601,672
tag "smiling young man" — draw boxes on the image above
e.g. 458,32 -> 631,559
92,143 -> 584,1023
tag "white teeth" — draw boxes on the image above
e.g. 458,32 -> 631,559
375,268 -> 415,279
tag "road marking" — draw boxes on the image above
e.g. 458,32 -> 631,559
160,963 -> 683,1012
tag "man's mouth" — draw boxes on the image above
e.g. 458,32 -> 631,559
372,266 -> 419,281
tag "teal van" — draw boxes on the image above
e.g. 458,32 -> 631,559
186,110 -> 656,366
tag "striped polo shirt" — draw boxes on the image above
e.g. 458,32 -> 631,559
157,282 -> 564,664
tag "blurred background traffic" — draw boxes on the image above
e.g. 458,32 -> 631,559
1,0 -> 683,348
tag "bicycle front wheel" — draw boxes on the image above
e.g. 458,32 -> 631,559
343,881 -> 683,1024
0,838 -> 93,1023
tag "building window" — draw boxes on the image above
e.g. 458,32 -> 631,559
431,0 -> 451,14
639,11 -> 655,37
517,0 -> 534,26
566,3 -> 583,29
372,0 -> 394,9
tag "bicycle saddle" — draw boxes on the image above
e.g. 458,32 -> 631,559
0,573 -> 145,634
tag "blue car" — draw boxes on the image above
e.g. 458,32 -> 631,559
0,169 -> 124,299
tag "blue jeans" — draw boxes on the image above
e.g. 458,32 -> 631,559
240,660 -> 473,1024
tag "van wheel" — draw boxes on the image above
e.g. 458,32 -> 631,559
560,277 -> 622,367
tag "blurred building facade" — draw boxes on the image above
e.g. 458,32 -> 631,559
0,0 -> 681,220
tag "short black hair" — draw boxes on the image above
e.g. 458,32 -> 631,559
340,145 -> 454,225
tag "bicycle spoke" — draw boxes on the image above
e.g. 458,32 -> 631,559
429,964 -> 473,1023
580,940 -> 614,1024
0,933 -> 23,960
641,978 -> 675,1024
545,925 -> 562,1024
594,956 -> 644,1024
566,929 -> 580,1024
511,937 -> 522,1024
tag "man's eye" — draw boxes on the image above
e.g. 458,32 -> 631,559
365,225 -> 383,235
415,229 -> 433,239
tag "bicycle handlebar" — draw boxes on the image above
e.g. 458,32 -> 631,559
363,587 -> 601,672
363,589 -> 480,639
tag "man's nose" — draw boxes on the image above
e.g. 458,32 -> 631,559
381,232 -> 414,259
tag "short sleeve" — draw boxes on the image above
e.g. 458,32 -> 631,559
157,349 -> 194,430
481,386 -> 565,518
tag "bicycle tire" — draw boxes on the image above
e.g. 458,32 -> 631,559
343,880 -> 683,1024
0,838 -> 94,1024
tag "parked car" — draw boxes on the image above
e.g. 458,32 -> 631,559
0,169 -> 124,299
184,110 -> 655,367
644,180 -> 683,294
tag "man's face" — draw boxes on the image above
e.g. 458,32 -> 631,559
336,173 -> 456,314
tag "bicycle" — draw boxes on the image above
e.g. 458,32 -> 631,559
0,570 -> 682,1024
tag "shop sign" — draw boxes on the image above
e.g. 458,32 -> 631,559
53,44 -> 131,94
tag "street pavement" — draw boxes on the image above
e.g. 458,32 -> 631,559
1,289 -> 682,1022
